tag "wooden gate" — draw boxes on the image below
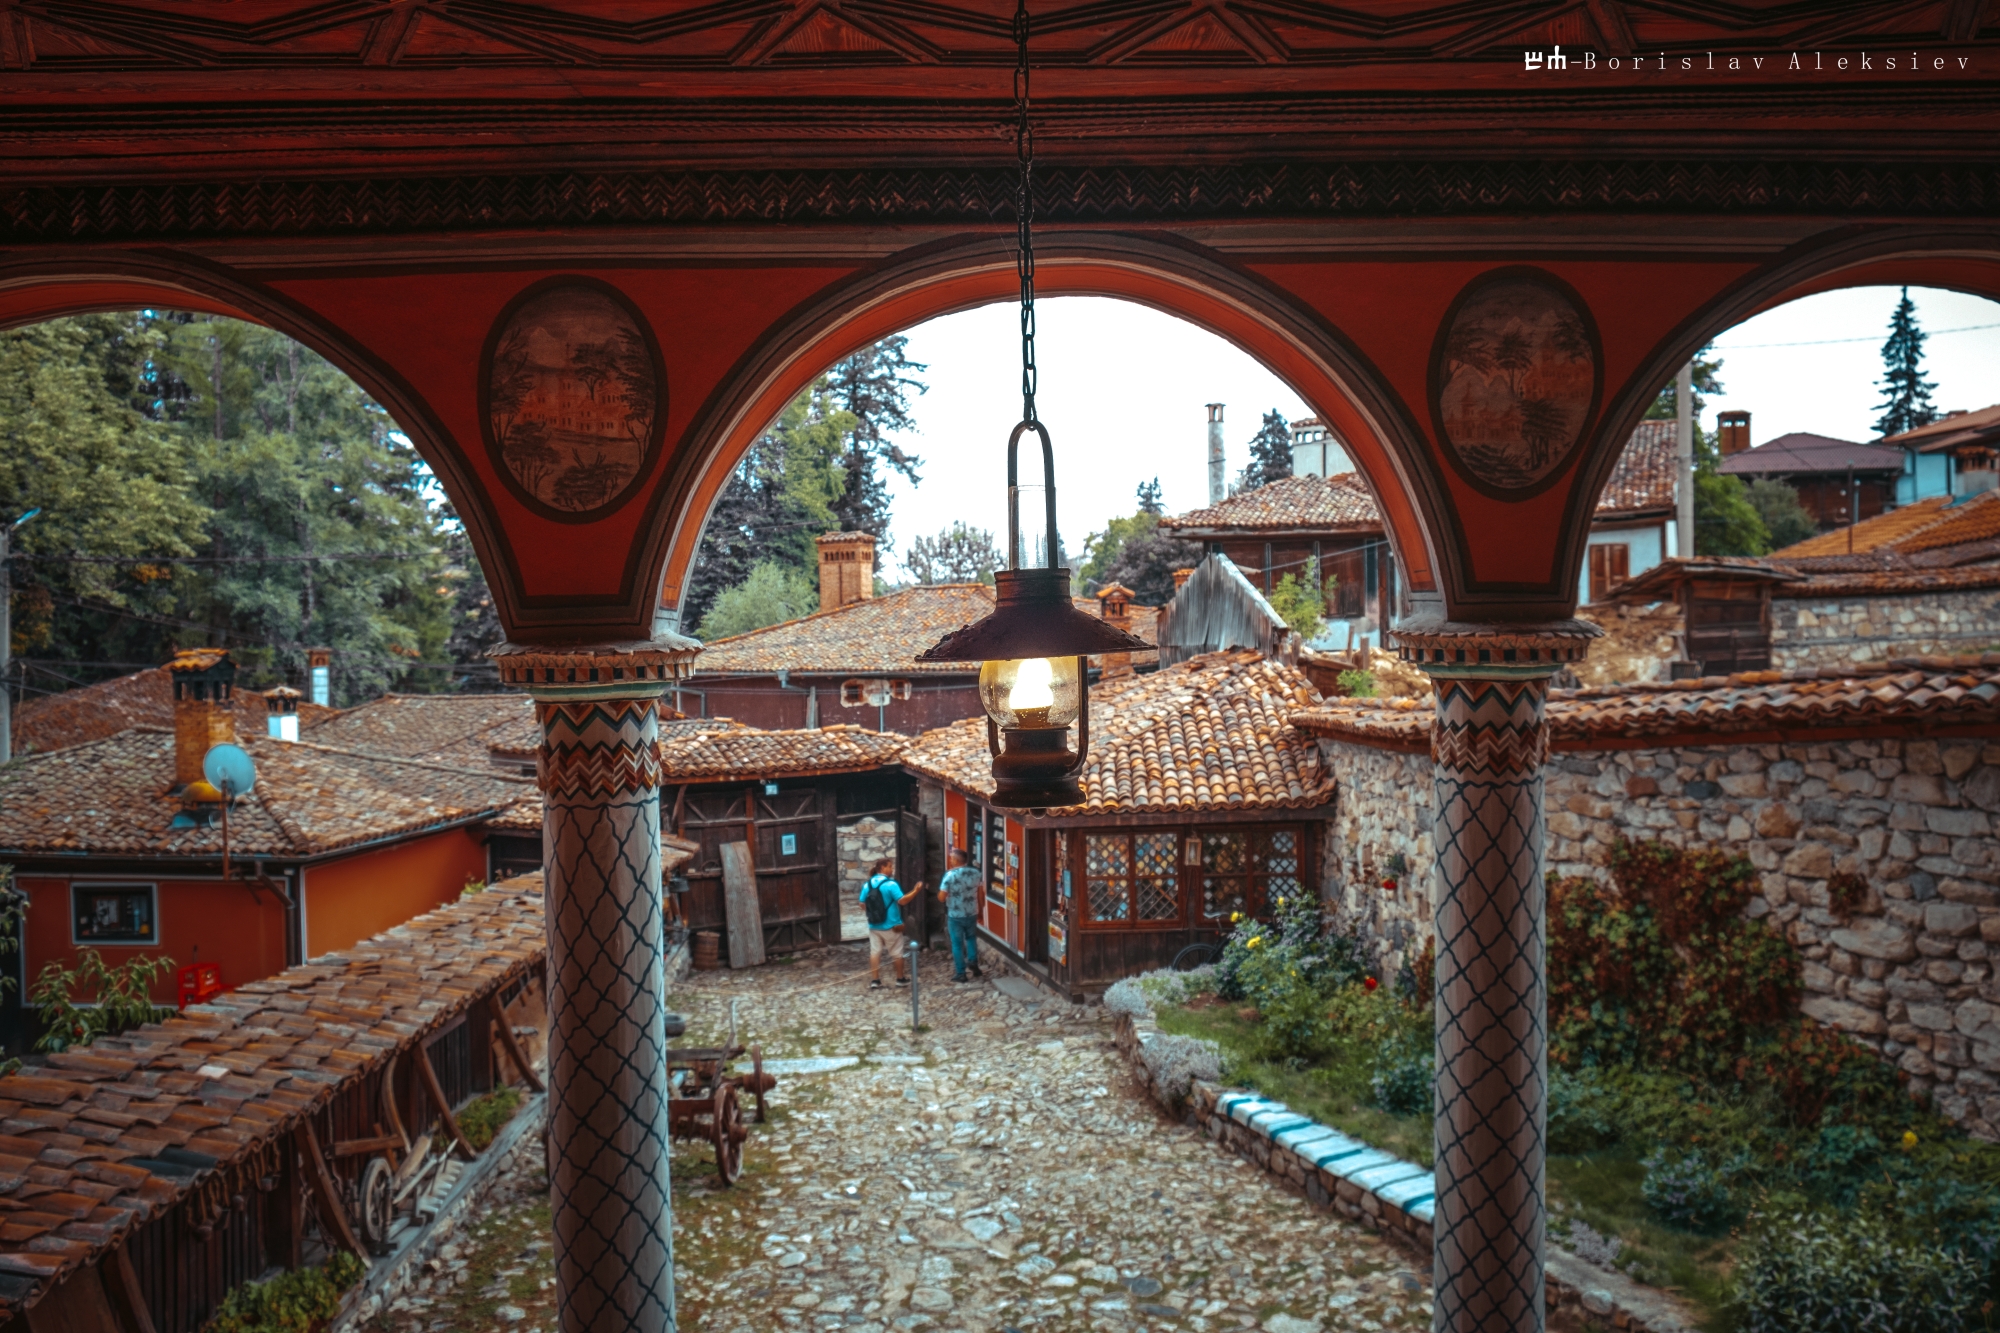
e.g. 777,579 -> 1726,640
679,785 -> 835,955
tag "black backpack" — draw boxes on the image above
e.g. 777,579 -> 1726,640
863,875 -> 892,928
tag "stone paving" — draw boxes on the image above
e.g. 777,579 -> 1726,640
369,942 -> 1432,1333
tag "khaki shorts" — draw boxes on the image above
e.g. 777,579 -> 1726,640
869,927 -> 903,968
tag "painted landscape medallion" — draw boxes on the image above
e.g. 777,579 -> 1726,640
484,279 -> 663,519
1431,270 -> 1600,497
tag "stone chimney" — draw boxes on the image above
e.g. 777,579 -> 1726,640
307,647 -> 332,707
263,685 -> 301,742
1718,410 -> 1751,457
1171,567 -> 1195,593
166,648 -> 237,791
815,532 -> 876,613
1206,403 -> 1226,504
1095,582 -> 1137,678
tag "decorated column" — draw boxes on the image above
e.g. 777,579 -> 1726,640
494,638 -> 699,1333
1396,623 -> 1595,1333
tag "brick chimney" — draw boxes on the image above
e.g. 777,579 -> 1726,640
1171,567 -> 1195,593
1206,404 -> 1226,504
166,648 -> 237,791
1095,582 -> 1137,678
1718,410 -> 1751,456
263,685 -> 301,742
815,532 -> 876,613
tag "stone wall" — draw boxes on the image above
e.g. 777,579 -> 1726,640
1321,742 -> 1436,984
837,815 -> 898,898
1319,732 -> 2000,1138
1773,587 -> 2000,670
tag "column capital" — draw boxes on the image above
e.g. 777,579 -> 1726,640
490,635 -> 701,701
1390,617 -> 1599,680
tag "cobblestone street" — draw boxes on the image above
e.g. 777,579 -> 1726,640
374,942 -> 1431,1333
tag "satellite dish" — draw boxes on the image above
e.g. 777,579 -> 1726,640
203,743 -> 258,799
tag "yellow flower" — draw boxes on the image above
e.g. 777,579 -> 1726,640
1277,896 -> 1286,907
1902,1130 -> 1920,1151
1231,911 -> 1243,923
1247,936 -> 1264,949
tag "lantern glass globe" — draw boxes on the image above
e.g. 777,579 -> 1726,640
978,655 -> 1082,730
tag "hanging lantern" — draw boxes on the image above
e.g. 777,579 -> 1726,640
916,4 -> 1148,809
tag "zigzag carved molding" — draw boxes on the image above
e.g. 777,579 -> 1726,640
1431,678 -> 1550,778
5,159 -> 2000,240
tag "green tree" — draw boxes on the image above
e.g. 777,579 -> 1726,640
1234,410 -> 1292,492
905,522 -> 1003,585
0,315 -> 209,668
696,560 -> 819,640
683,378 -> 857,631
1745,479 -> 1817,551
1693,472 -> 1769,557
1873,286 -> 1938,439
824,336 -> 927,545
1267,558 -> 1328,639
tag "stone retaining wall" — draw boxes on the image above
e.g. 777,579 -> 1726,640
838,815 -> 898,898
1773,587 -> 2000,670
1318,731 -> 2000,1137
1112,1011 -> 1693,1332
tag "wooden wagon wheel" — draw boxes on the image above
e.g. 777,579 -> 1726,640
711,1083 -> 745,1186
358,1156 -> 396,1254
750,1046 -> 768,1124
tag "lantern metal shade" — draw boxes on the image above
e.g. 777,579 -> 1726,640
918,567 -> 1149,809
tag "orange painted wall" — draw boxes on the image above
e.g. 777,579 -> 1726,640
17,875 -> 287,1005
303,826 -> 489,960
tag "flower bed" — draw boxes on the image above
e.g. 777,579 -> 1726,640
1138,840 -> 2000,1332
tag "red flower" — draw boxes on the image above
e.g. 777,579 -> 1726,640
1363,977 -> 1379,992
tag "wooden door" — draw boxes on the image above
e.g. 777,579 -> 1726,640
678,784 -> 832,955
898,809 -> 929,948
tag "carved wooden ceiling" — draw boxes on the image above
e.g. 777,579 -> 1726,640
0,0 -> 1990,71
0,1 -> 1994,180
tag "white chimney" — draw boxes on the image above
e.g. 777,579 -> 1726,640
1206,403 -> 1225,504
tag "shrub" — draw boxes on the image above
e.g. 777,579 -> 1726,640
1103,965 -> 1218,1021
1140,1033 -> 1224,1107
1336,669 -> 1378,698
210,1250 -> 365,1333
1642,1148 -> 1748,1232
1734,1208 -> 1986,1333
1803,1123 -> 1883,1208
29,948 -> 175,1053
1547,1066 -> 1619,1154
1741,1017 -> 1912,1128
1370,1040 -> 1433,1117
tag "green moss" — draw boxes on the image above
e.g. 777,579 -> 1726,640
458,1085 -> 525,1152
211,1250 -> 364,1333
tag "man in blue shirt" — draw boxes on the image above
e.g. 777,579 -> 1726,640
935,847 -> 985,983
860,859 -> 921,990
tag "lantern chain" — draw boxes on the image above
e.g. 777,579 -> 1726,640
1014,0 -> 1036,425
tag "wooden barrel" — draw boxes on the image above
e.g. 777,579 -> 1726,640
693,930 -> 722,971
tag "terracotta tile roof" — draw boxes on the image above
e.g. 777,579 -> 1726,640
11,669 -> 336,757
481,713 -> 734,764
1606,556 -> 1806,604
1717,432 -> 1905,476
904,650 -> 1331,816
1161,473 -> 1382,534
1897,489 -> 2000,554
1291,655 -> 2000,748
0,731 -> 530,860
1883,403 -> 2000,452
1596,419 -> 1678,515
1769,496 -> 1954,558
302,693 -> 533,766
694,584 -> 998,677
658,723 -> 911,782
1777,562 -> 2000,597
0,876 -> 555,1317
485,797 -> 546,833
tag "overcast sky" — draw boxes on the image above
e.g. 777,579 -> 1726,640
875,286 -> 2000,581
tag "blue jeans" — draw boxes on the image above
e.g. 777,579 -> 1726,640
947,915 -> 980,977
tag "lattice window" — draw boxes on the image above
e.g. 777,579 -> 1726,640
1202,831 -> 1250,919
1135,832 -> 1180,921
1263,829 -> 1301,904
1085,835 -> 1131,922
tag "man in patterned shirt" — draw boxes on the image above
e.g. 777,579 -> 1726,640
935,847 -> 985,983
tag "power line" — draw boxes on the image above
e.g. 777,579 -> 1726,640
1713,320 -> 2000,351
10,552 -> 435,565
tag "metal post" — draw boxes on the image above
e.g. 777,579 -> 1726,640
1675,363 -> 1695,559
907,939 -> 921,1030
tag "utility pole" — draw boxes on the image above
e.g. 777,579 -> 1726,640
0,509 -> 43,765
1675,364 -> 1695,559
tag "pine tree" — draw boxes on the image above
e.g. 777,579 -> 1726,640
1136,478 -> 1164,516
1234,410 -> 1292,492
825,336 -> 927,545
1873,286 -> 1938,439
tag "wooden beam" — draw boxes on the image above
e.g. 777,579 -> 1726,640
720,840 -> 767,970
488,993 -> 546,1093
1583,0 -> 1634,57
332,1133 -> 406,1159
297,1121 -> 371,1264
102,1240 -> 157,1333
414,1042 -> 480,1159
381,1055 -> 410,1154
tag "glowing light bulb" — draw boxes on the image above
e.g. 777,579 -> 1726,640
1008,657 -> 1055,711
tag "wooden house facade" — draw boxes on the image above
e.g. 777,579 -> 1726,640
661,725 -> 919,959
903,651 -> 1334,999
